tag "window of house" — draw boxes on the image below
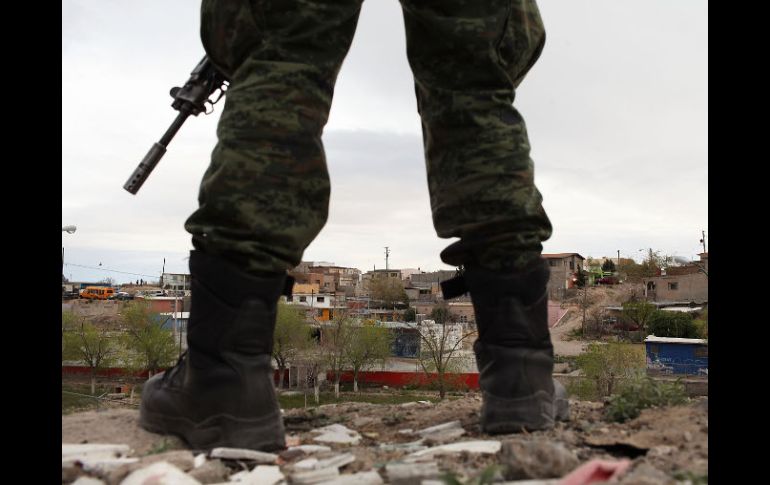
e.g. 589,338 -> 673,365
549,260 -> 558,267
668,282 -> 679,290
569,261 -> 574,270
286,296 -> 293,302
459,315 -> 467,323
299,296 -> 307,302
317,297 -> 325,303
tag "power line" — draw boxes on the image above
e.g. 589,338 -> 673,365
63,263 -> 158,278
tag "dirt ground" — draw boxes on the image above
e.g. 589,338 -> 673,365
62,391 -> 707,483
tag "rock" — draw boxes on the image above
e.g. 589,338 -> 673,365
683,431 -> 693,442
280,448 -> 307,461
312,424 -> 362,445
378,440 -> 427,454
416,421 -> 462,436
188,459 -> 229,484
617,463 -> 673,485
385,462 -> 440,485
194,454 -> 207,469
422,428 -> 465,445
63,464 -> 84,483
294,458 -> 321,471
81,458 -> 141,476
397,429 -> 414,436
289,445 -> 333,454
500,440 -> 579,480
140,450 -> 195,471
647,445 -> 676,459
314,470 -> 383,485
72,478 -> 107,485
210,448 -> 278,463
286,435 -> 302,447
120,461 -> 201,485
352,417 -> 376,427
291,466 -> 341,485
62,444 -> 132,467
406,440 -> 501,461
363,432 -> 379,439
229,465 -> 284,484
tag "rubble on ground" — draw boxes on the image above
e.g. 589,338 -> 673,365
62,395 -> 707,484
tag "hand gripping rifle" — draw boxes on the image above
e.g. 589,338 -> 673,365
123,56 -> 229,194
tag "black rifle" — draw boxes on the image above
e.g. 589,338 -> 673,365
124,56 -> 229,194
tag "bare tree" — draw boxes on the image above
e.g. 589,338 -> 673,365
408,319 -> 475,399
320,312 -> 354,398
62,313 -> 120,394
346,324 -> 393,392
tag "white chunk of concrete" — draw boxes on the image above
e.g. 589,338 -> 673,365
194,453 -> 207,468
81,457 -> 140,474
288,445 -> 332,454
72,478 -> 107,485
315,470 -> 384,485
229,465 -> 284,485
62,443 -> 131,466
294,458 -> 321,470
210,448 -> 278,463
416,421 -> 462,436
292,467 -> 341,485
406,440 -> 501,460
317,453 -> 355,470
120,461 -> 202,485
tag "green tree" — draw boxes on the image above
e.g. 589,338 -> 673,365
647,310 -> 698,339
621,301 -> 657,334
430,303 -> 456,324
369,277 -> 408,309
121,301 -> 177,378
403,307 -> 417,322
693,309 -> 708,339
574,343 -> 645,399
62,313 -> 120,394
601,259 -> 616,272
346,324 -> 393,392
273,301 -> 313,389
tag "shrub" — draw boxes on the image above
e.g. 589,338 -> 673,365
571,343 -> 645,400
647,311 -> 699,339
605,376 -> 687,422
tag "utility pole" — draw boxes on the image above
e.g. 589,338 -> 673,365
700,230 -> 707,253
617,250 -> 620,267
385,247 -> 390,270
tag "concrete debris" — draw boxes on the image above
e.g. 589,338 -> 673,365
316,453 -> 356,470
229,465 -> 284,485
415,421 -> 462,437
289,445 -> 333,454
81,457 -> 140,475
397,429 -> 414,436
140,450 -> 196,471
385,462 -> 440,485
617,463 -> 673,485
378,440 -> 427,454
63,444 -> 132,466
120,461 -> 201,485
72,478 -> 107,485
500,440 -> 580,480
293,457 -> 320,471
210,448 -> 278,464
352,417 -> 376,427
194,454 -> 207,469
188,459 -> 229,484
406,440 -> 502,460
291,466 -> 340,485
315,470 -> 384,485
311,424 -> 362,445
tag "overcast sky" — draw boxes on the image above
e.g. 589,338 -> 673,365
62,0 -> 707,284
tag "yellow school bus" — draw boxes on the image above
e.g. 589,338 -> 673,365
79,286 -> 115,300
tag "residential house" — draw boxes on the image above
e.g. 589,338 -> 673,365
543,253 -> 586,299
643,253 -> 708,303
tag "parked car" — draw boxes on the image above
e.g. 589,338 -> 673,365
109,291 -> 134,301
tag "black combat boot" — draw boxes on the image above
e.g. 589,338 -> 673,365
441,258 -> 569,433
139,250 -> 294,451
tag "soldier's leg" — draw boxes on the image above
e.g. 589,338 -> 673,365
400,0 -> 568,431
140,0 -> 364,451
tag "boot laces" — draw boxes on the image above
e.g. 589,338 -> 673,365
162,350 -> 188,383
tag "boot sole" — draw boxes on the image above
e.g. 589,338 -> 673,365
139,408 -> 285,452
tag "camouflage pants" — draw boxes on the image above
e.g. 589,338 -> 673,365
186,0 -> 552,275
